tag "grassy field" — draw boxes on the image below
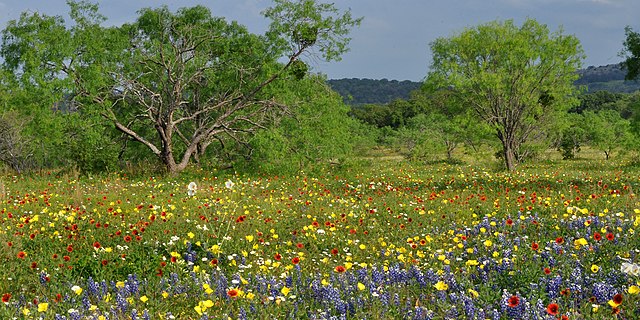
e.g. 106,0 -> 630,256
1,156 -> 639,319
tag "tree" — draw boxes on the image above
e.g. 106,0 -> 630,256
426,19 -> 584,171
622,26 -> 640,80
584,110 -> 633,160
1,1 -> 362,174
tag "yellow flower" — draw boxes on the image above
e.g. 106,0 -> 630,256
591,264 -> 599,273
465,260 -> 479,266
483,240 -> 493,247
468,289 -> 479,299
628,285 -> 640,295
574,238 -> 588,247
140,296 -> 148,303
202,300 -> 214,308
434,281 -> 449,291
281,286 -> 291,296
71,285 -> 83,295
357,283 -> 366,291
188,232 -> 195,239
116,281 -> 125,288
37,302 -> 48,312
162,291 -> 169,299
245,235 -> 254,242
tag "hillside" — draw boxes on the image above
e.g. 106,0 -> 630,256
328,63 -> 640,105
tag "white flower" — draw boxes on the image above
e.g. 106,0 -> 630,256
187,182 -> 197,196
621,262 -> 640,277
225,179 -> 235,189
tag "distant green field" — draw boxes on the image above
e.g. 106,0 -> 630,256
1,157 -> 639,319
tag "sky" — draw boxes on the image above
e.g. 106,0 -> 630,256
0,0 -> 638,81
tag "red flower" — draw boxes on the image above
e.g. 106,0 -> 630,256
93,242 -> 101,249
274,253 -> 282,261
331,248 -> 339,255
531,242 -> 539,251
613,293 -> 623,305
17,251 -> 26,259
506,218 -> 513,226
546,303 -> 559,315
63,255 -> 70,261
30,262 -> 37,269
210,258 -> 218,266
2,293 -> 11,303
593,232 -> 602,241
334,265 -> 346,273
170,256 -> 177,263
66,245 -> 73,252
296,243 -> 304,249
101,260 -> 108,266
560,288 -> 571,296
555,237 -> 564,244
124,235 -> 132,242
544,267 -> 551,275
291,257 -> 300,265
227,289 -> 239,298
606,233 -> 614,241
507,295 -> 520,308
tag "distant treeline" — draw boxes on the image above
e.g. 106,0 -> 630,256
329,63 -> 640,105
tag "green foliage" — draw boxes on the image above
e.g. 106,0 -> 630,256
244,76 -> 357,173
426,18 -> 584,170
583,110 -> 633,160
622,26 -> 640,80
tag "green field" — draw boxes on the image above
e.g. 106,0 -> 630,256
1,157 -> 640,319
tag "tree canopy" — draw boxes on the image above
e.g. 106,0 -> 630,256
426,18 -> 584,170
622,26 -> 640,81
0,0 -> 362,174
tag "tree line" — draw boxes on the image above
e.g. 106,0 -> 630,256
1,2 -> 640,174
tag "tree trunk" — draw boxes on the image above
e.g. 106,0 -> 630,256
498,130 -> 516,171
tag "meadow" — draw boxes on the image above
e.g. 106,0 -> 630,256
1,158 -> 639,319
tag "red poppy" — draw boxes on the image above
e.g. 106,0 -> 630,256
507,295 -> 520,308
101,260 -> 108,266
63,255 -> 70,261
531,242 -> 539,251
66,245 -> 73,252
555,237 -> 564,244
593,232 -> 602,241
291,257 -> 300,265
274,253 -> 282,261
17,251 -> 26,259
227,289 -> 239,298
93,242 -> 101,249
506,218 -> 513,226
330,248 -> 339,255
210,258 -> 218,266
544,267 -> 551,275
613,293 -> 623,305
546,303 -> 559,315
296,243 -> 304,249
606,233 -> 614,241
2,293 -> 11,303
334,265 -> 346,273
124,235 -> 132,242
170,256 -> 177,263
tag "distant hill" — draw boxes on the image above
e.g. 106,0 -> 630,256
328,63 -> 640,105
576,63 -> 640,93
327,78 -> 421,105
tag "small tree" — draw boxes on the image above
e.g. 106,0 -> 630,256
426,19 -> 584,171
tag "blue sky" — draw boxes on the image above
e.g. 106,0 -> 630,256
0,0 -> 638,81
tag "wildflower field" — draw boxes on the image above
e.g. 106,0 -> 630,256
1,160 -> 640,319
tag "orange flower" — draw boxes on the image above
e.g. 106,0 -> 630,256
17,251 -> 26,259
291,257 -> 300,265
507,296 -> 520,308
1,293 -> 10,303
334,265 -> 346,273
546,303 -> 559,315
227,289 -> 239,298
531,242 -> 539,251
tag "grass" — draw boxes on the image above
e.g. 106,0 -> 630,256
1,154 -> 639,319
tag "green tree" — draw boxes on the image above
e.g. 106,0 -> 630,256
622,26 -> 640,80
426,19 -> 584,171
246,75 -> 357,173
2,1 -> 361,174
584,110 -> 633,160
